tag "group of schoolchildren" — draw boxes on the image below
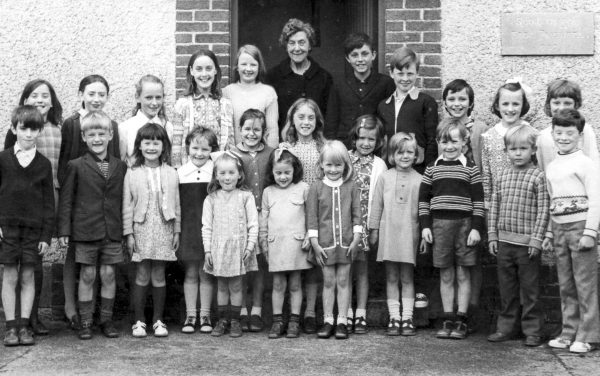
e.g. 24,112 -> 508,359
1,28 -> 599,356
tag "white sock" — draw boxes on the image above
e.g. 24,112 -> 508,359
355,308 -> 367,319
304,309 -> 316,318
186,309 -> 197,317
240,307 -> 248,316
337,315 -> 347,325
324,314 -> 334,325
387,299 -> 401,320
347,308 -> 354,319
251,306 -> 262,317
199,308 -> 210,317
401,298 -> 415,321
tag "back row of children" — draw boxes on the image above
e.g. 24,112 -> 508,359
1,27 -> 599,353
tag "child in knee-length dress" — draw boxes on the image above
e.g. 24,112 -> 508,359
202,152 -> 258,338
259,149 -> 312,339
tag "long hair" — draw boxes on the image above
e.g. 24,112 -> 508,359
233,44 -> 267,83
184,49 -> 222,99
208,152 -> 247,193
19,79 -> 63,125
283,98 -> 325,148
132,123 -> 172,168
78,74 -> 109,109
132,74 -> 168,122
317,140 -> 354,183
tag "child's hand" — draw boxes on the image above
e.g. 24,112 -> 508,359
38,242 -> 49,255
302,234 -> 311,252
310,238 -> 327,267
488,240 -> 498,256
368,230 -> 379,249
528,247 -> 539,259
418,238 -> 428,254
127,235 -> 136,256
542,237 -> 553,252
259,239 -> 269,254
243,248 -> 252,263
578,235 -> 596,251
347,233 -> 361,256
59,236 -> 69,247
467,229 -> 481,247
205,252 -> 213,268
172,233 -> 180,251
422,228 -> 433,243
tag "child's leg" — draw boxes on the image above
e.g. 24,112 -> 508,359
199,267 -> 214,318
30,260 -> 44,324
456,266 -> 471,317
439,266 -> 455,314
516,247 -> 543,337
494,243 -> 520,335
336,264 -> 352,327
469,262 -> 482,308
399,263 -> 415,321
19,265 -> 36,320
251,260 -> 265,317
133,260 -> 151,323
63,245 -> 78,320
354,260 -> 369,320
183,261 -> 200,318
98,264 -> 117,325
78,264 -> 97,326
1,265 -> 19,321
271,272 -> 287,315
347,264 -> 354,320
304,267 -> 319,318
228,276 -> 244,320
150,261 -> 166,323
321,265 -> 336,325
385,262 -> 401,321
289,271 -> 303,316
571,239 -> 600,343
240,274 -> 249,317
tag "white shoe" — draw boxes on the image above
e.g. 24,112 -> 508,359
181,316 -> 196,334
569,341 -> 594,353
415,293 -> 429,309
132,321 -> 147,338
548,337 -> 571,349
199,316 -> 213,334
153,320 -> 169,337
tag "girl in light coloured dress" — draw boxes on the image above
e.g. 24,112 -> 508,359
123,123 -> 181,339
202,152 -> 258,338
259,149 -> 311,339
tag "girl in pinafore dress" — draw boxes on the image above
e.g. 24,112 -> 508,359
347,115 -> 387,334
278,97 -> 325,333
123,123 -> 180,339
171,49 -> 235,168
307,140 -> 361,340
178,127 -> 219,334
369,133 -> 423,336
259,149 -> 312,339
202,152 -> 258,338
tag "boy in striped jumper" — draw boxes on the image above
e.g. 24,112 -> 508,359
487,125 -> 549,347
543,109 -> 600,353
419,120 -> 484,339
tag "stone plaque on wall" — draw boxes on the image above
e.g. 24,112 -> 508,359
501,13 -> 594,55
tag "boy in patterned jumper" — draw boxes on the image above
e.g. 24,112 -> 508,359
419,120 -> 484,340
544,109 -> 600,353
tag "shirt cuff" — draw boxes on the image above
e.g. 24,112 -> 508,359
583,228 -> 598,239
308,229 -> 319,238
353,225 -> 362,234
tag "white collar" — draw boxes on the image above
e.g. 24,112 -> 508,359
385,87 -> 420,104
14,142 -> 36,155
134,110 -> 161,124
323,177 -> 344,187
178,159 -> 214,177
434,154 -> 467,166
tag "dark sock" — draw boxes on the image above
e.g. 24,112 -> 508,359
273,314 -> 283,323
78,300 -> 95,325
19,317 -> 30,329
443,312 -> 455,322
133,283 -> 149,323
456,311 -> 468,323
6,319 -> 17,330
152,286 -> 166,323
99,298 -> 115,324
217,305 -> 228,321
230,305 -> 241,322
289,314 -> 300,323
30,262 -> 43,323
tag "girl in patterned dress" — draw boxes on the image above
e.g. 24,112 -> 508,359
346,115 -> 387,334
123,123 -> 181,339
260,149 -> 312,339
171,50 -> 235,167
278,98 -> 325,333
202,152 -> 259,338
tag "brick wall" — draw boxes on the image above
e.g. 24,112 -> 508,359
384,0 -> 441,101
175,0 -> 232,97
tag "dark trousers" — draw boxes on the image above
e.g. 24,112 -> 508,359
495,242 -> 543,336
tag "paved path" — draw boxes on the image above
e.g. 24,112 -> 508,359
1,321 -> 598,375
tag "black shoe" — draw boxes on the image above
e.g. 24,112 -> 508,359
268,321 -> 285,339
101,321 -> 120,338
335,324 -> 348,340
30,318 -> 49,336
401,319 -> 416,336
317,323 -> 334,339
69,314 -> 82,331
487,332 -> 513,342
18,327 -> 35,345
239,315 -> 250,332
78,322 -> 93,340
3,328 -> 19,347
229,319 -> 243,338
249,315 -> 264,332
303,316 -> 317,334
286,321 -> 300,338
524,335 -> 543,347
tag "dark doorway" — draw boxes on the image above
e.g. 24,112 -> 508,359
233,0 -> 381,80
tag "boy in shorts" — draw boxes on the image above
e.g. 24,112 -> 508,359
58,111 -> 127,340
419,120 -> 484,339
1,105 -> 55,346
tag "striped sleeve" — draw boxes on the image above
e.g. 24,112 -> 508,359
470,165 -> 485,233
418,165 -> 434,229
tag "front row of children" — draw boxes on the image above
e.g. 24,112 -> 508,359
1,100 -> 598,353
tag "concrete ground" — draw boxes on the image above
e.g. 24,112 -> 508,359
1,320 -> 598,375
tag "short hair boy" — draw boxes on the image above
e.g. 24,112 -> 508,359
487,124 -> 549,347
1,105 -> 54,347
544,108 -> 600,353
419,121 -> 484,340
377,47 -> 438,173
57,111 -> 128,340
325,32 -> 395,145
